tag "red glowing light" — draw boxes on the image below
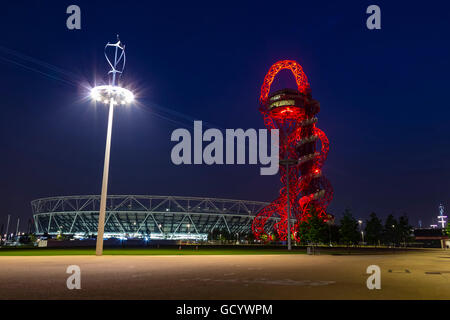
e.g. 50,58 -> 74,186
252,60 -> 333,242
260,60 -> 310,104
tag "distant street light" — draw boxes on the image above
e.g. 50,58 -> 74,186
358,220 -> 363,244
92,36 -> 134,256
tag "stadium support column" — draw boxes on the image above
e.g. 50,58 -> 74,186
15,217 -> 19,237
5,214 -> 10,241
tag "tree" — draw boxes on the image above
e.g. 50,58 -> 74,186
444,224 -> 450,237
339,209 -> 359,247
365,212 -> 383,246
328,224 -> 341,244
383,214 -> 398,246
297,205 -> 328,247
271,227 -> 281,242
397,214 -> 413,246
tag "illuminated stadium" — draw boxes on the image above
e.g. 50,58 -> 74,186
31,195 -> 274,240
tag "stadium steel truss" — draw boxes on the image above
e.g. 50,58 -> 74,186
32,195 -> 273,240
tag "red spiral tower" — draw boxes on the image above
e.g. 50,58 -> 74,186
252,60 -> 333,243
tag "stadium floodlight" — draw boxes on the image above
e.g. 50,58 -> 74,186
91,35 -> 134,256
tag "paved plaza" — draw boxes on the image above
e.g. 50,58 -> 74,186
0,250 -> 449,299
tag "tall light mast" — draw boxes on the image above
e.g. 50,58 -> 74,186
90,36 -> 134,256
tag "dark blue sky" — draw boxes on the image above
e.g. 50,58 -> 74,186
1,0 -> 449,230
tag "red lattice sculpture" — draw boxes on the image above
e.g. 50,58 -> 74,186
252,60 -> 333,242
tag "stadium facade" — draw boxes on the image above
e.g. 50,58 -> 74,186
32,195 -> 277,240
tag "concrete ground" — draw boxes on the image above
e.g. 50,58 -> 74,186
0,250 -> 449,299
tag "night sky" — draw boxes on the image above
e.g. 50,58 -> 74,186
1,1 -> 449,231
